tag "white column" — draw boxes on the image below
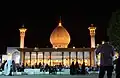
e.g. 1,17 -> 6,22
20,36 -> 25,48
91,36 -> 95,48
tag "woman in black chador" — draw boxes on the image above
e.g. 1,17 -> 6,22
12,60 -> 16,75
70,62 -> 75,75
1,60 -> 7,71
9,60 -> 16,76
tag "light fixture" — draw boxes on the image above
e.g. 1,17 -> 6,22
55,46 -> 57,49
102,41 -> 104,44
73,46 -> 75,49
34,47 -> 39,51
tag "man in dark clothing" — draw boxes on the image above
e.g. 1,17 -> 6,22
75,62 -> 80,75
70,62 -> 75,75
81,62 -> 86,75
95,42 -> 114,78
59,63 -> 62,73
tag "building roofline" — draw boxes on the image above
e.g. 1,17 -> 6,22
17,48 -> 95,52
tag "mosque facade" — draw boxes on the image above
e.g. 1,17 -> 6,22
16,19 -> 97,67
3,19 -> 111,67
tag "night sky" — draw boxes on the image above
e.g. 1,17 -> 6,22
0,3 -> 118,54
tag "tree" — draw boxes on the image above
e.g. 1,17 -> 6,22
107,10 -> 120,51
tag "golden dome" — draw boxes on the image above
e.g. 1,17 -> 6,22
50,20 -> 70,48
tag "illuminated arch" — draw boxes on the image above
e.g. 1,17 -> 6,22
12,50 -> 20,63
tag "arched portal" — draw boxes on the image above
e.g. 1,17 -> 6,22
12,50 -> 20,63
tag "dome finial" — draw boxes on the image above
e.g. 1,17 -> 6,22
91,24 -> 94,27
58,16 -> 62,26
22,24 -> 24,27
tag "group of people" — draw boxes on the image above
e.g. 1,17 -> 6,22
1,60 -> 16,76
0,41 -> 120,78
95,41 -> 120,78
70,61 -> 88,75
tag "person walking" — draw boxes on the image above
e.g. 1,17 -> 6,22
95,42 -> 114,78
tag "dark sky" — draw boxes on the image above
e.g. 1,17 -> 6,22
0,3 -> 118,54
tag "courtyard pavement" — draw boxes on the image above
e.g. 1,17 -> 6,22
0,74 -> 116,78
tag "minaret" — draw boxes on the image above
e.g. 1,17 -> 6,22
19,25 -> 27,48
88,24 -> 96,48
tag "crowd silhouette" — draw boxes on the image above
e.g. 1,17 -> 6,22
0,58 -> 119,77
0,42 -> 120,78
70,61 -> 88,75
